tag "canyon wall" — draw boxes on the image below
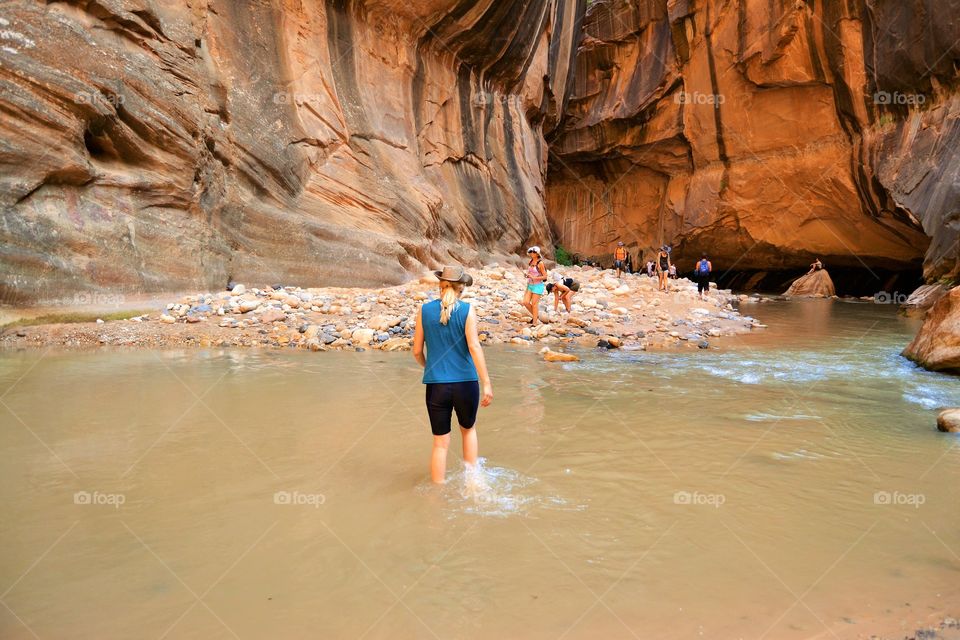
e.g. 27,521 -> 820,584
546,0 -> 958,282
2,0 -> 956,306
0,0 -> 584,304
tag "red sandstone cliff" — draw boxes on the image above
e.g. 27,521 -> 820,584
0,0 -> 584,304
546,0 -> 958,282
1,0 -> 958,307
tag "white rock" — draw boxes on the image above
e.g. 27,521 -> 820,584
160,314 -> 176,324
352,328 -> 375,345
231,284 -> 246,295
368,315 -> 402,332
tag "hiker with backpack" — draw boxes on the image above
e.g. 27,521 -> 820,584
546,271 -> 580,313
694,253 -> 713,299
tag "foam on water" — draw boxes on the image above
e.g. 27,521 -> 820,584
416,458 -> 582,518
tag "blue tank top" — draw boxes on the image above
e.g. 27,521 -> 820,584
421,299 -> 478,384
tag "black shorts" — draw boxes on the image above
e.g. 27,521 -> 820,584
697,274 -> 710,292
425,381 -> 480,435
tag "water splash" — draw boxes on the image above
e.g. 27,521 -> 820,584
417,458 -> 583,518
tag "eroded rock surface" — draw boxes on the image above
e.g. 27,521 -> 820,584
903,287 -> 960,372
784,270 -> 836,298
0,0 -> 584,304
546,0 -> 957,279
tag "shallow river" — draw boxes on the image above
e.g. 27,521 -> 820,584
1,300 -> 958,639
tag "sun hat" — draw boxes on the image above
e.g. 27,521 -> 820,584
433,265 -> 473,286
618,241 -> 624,246
526,246 -> 541,255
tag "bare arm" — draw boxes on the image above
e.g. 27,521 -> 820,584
464,307 -> 493,406
412,306 -> 426,368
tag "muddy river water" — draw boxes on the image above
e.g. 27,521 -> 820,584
1,299 -> 958,639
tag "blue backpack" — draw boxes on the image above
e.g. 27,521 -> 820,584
696,259 -> 710,275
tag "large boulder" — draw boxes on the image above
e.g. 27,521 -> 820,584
901,284 -> 948,314
937,408 -> 960,433
784,270 -> 836,297
903,287 -> 960,372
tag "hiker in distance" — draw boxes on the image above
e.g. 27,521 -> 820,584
613,242 -> 628,278
694,253 -> 712,299
520,246 -> 548,326
413,266 -> 493,484
656,245 -> 671,292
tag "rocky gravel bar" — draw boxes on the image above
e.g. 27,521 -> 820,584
1,265 -> 768,352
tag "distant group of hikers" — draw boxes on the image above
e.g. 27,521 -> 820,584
606,241 -> 715,298
413,241 -> 714,483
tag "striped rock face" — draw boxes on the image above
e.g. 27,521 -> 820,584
0,0 -> 584,305
2,0 -> 957,306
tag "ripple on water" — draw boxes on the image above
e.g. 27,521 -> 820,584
745,412 -> 822,422
771,448 -> 826,461
415,458 -> 585,519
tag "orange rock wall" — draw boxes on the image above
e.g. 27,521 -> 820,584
546,0 -> 957,277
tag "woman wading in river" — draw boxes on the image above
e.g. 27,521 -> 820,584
413,266 -> 494,484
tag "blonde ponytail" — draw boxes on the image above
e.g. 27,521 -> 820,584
439,281 -> 464,325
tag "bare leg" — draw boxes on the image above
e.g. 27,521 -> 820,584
460,425 -> 478,467
563,292 -> 573,312
431,434 -> 450,483
530,293 -> 541,325
521,290 -> 532,318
